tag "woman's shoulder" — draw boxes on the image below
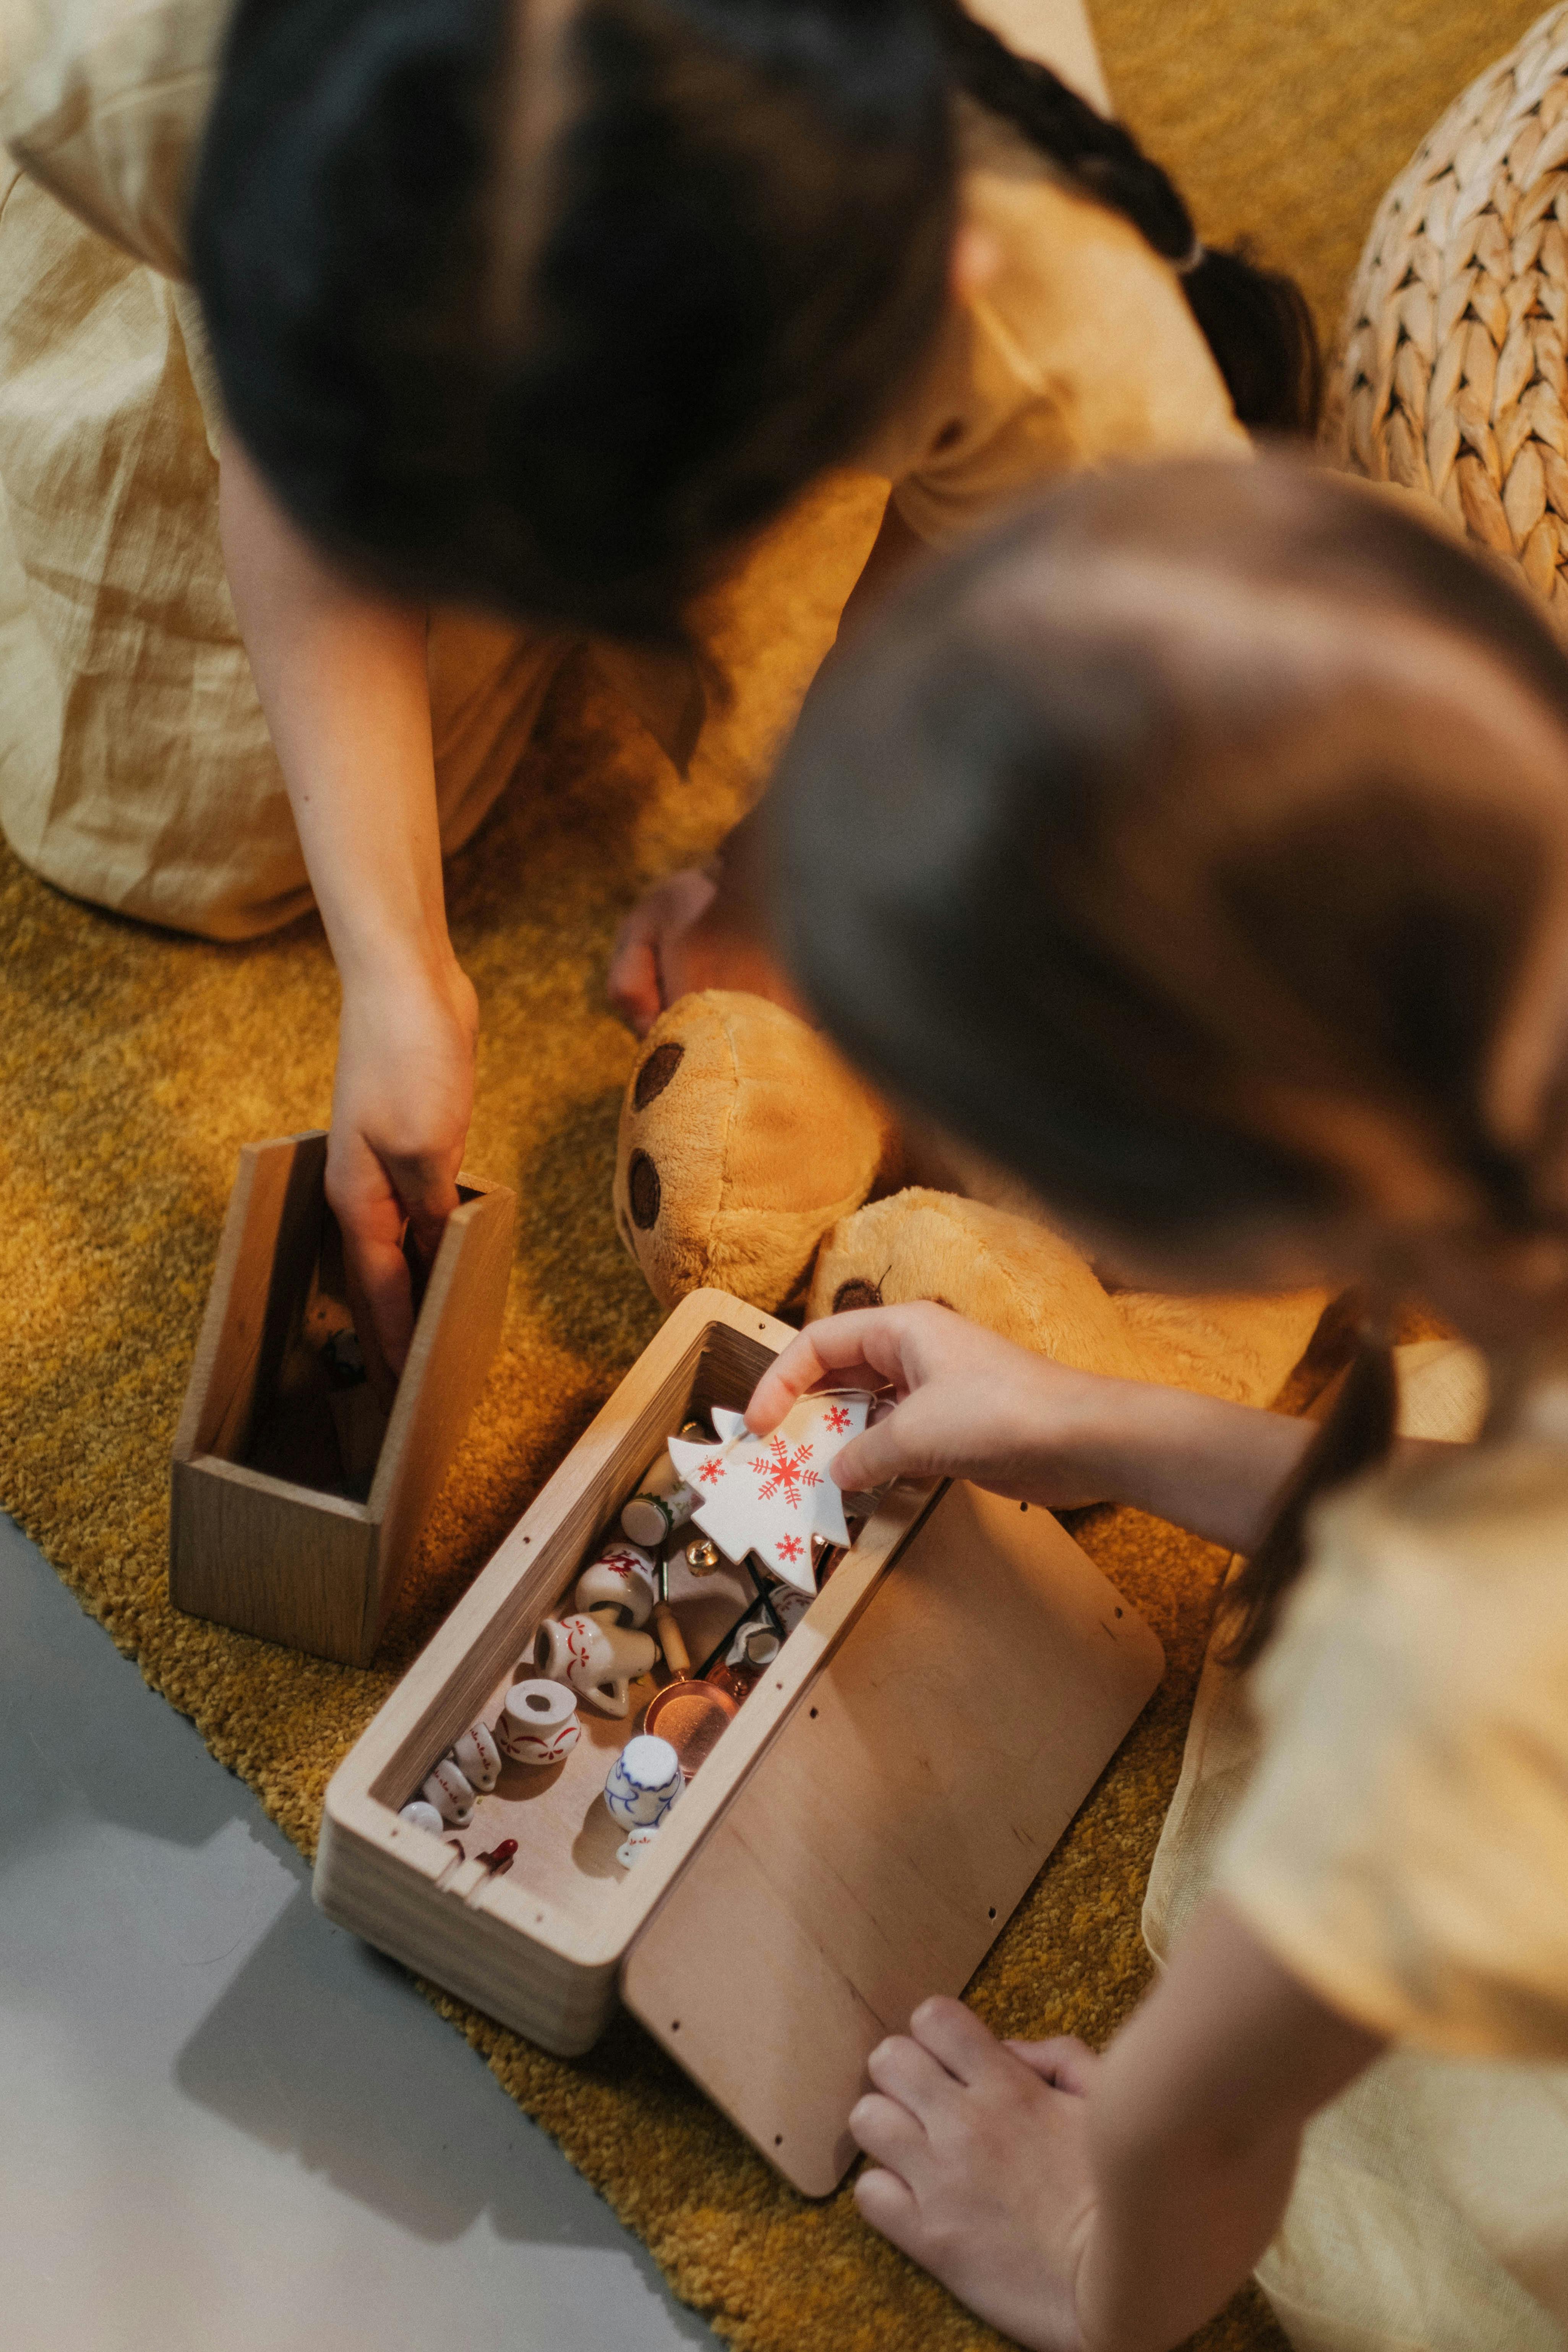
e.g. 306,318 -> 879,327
0,0 -> 225,276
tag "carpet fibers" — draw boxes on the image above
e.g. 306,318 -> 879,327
0,5 -> 1519,2346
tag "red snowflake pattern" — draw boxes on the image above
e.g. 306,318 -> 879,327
748,1435 -> 820,1509
697,1457 -> 727,1484
824,1405 -> 851,1434
776,1533 -> 804,1565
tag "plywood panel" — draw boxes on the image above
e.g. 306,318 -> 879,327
623,1485 -> 1164,2196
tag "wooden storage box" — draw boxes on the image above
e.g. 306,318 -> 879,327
171,1131 -> 516,1666
315,1288 -> 1163,2193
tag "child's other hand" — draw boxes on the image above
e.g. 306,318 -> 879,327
851,1998 -> 1096,2352
608,867 -> 803,1034
328,955 -> 478,1401
608,869 -> 719,1035
744,1303 -> 1116,1510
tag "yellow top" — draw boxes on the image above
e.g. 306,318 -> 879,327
0,0 -> 1244,938
1215,1390 -> 1568,2062
1143,1344 -> 1568,2352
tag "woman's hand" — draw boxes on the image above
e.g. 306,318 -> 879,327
745,1301 -> 1321,1552
329,954 -> 478,1398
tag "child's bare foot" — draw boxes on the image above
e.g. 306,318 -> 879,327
849,1996 -> 1099,2352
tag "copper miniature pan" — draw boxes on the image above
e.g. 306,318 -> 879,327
644,1559 -> 738,1777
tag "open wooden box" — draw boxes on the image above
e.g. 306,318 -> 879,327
315,1289 -> 1164,2192
170,1131 -> 516,1666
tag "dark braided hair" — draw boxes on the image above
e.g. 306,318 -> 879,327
937,0 -> 1322,435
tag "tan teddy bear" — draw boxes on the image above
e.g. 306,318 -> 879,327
613,991 -> 1330,1407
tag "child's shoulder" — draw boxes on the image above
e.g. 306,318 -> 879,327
862,97 -> 1245,547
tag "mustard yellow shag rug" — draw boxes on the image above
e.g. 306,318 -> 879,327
0,5 -> 1532,2346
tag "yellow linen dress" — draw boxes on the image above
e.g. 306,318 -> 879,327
1147,1344 -> 1568,2352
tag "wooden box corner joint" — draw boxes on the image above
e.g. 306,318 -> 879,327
169,1130 -> 516,1666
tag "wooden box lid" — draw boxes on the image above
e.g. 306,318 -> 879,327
621,1483 -> 1164,2195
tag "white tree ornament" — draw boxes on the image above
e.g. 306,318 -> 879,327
665,1393 -> 872,1594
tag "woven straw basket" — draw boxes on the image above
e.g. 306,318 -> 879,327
1328,4 -> 1568,606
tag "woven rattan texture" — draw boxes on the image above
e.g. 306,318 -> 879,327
1330,5 -> 1568,595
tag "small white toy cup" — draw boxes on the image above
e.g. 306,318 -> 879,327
451,1720 -> 501,1792
496,1679 -> 581,1768
616,1822 -> 663,1870
536,1611 -> 658,1719
603,1734 -> 684,1833
422,1757 -> 477,1824
573,1543 -> 657,1629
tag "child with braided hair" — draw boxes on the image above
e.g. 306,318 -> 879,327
750,454 -> 1568,2352
0,0 -> 1312,1384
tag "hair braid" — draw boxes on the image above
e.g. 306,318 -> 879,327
936,0 -> 1322,434
1219,1328 -> 1399,1667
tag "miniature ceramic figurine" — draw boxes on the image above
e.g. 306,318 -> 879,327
451,1720 -> 502,1792
398,1799 -> 447,1836
620,1448 -> 698,1549
667,1393 -> 871,1591
573,1543 -> 658,1627
496,1678 -> 582,1766
535,1611 -> 660,1718
616,1822 -> 663,1870
603,1734 -> 685,1832
422,1756 -> 478,1824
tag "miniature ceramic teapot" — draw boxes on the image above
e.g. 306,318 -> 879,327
573,1543 -> 657,1629
616,1822 -> 663,1870
496,1678 -> 582,1766
536,1611 -> 658,1719
603,1734 -> 685,1832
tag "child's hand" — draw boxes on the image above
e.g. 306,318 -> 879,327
607,866 -> 804,1034
850,1998 -> 1097,2352
328,955 -> 478,1399
607,869 -> 718,1034
744,1303 -> 1119,1511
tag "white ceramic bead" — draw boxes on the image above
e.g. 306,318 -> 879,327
398,1800 -> 446,1837
603,1734 -> 684,1831
423,1758 -> 477,1823
451,1720 -> 501,1792
536,1611 -> 658,1719
573,1543 -> 657,1628
616,1823 -> 663,1870
496,1678 -> 582,1768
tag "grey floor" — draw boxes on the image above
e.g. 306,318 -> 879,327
0,1513 -> 717,2352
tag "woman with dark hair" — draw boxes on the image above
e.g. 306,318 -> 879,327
0,0 -> 1313,1379
749,454 -> 1568,2351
